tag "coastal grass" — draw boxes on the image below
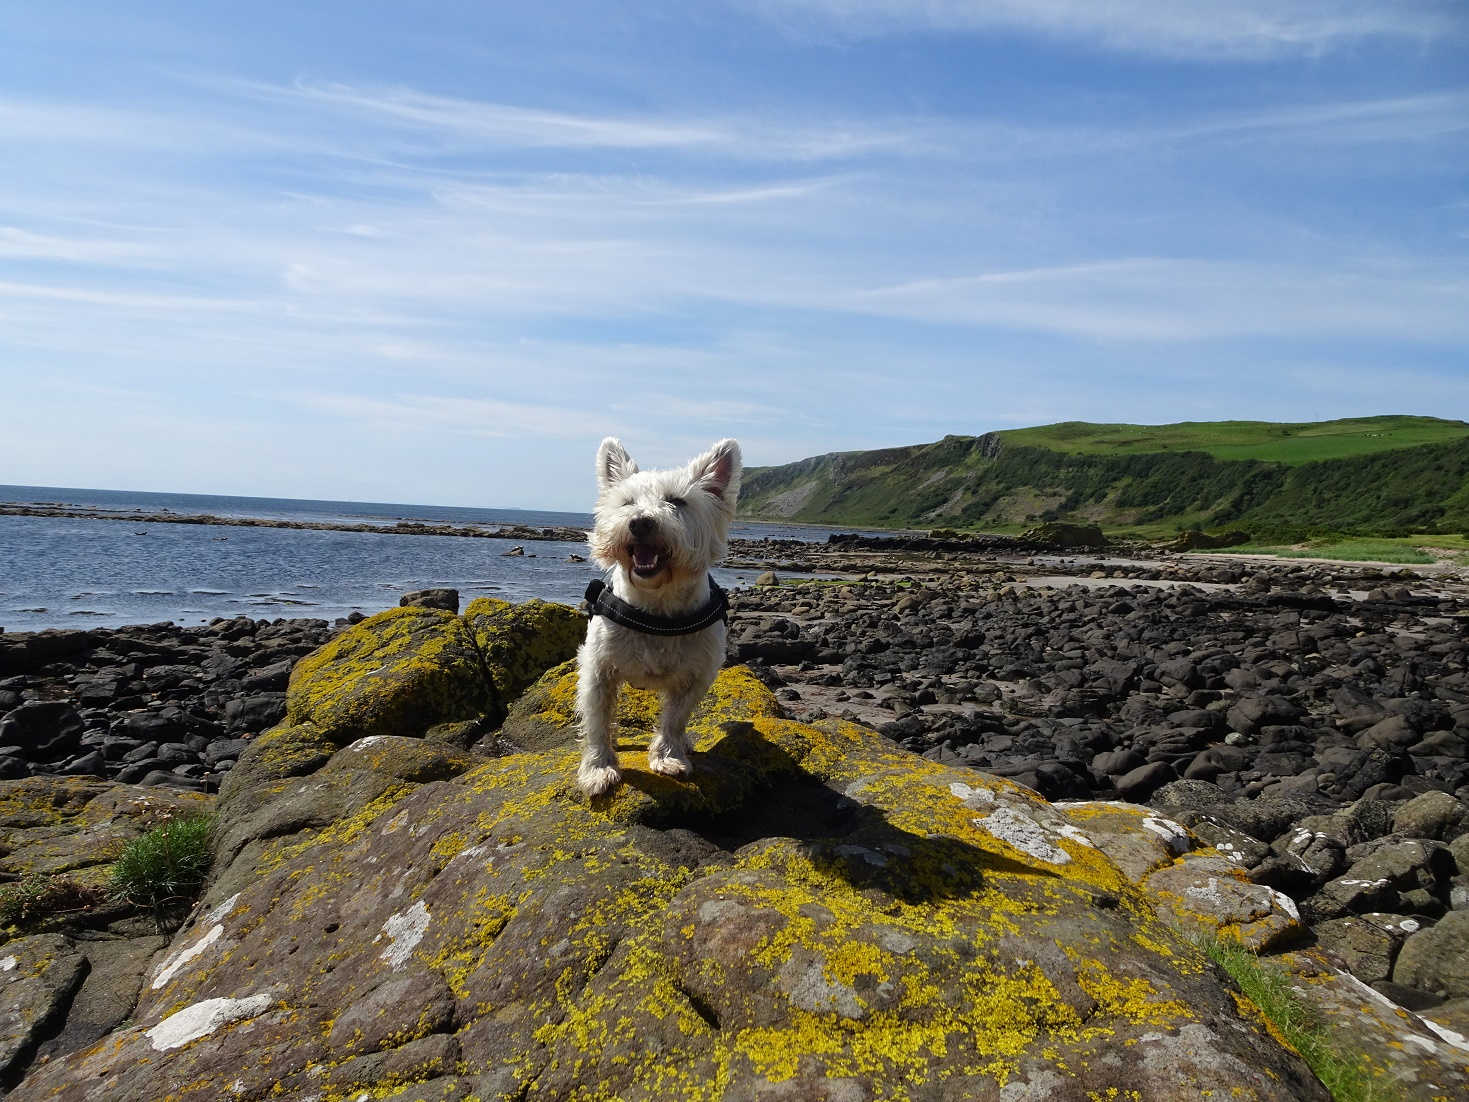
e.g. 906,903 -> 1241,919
1209,534 -> 1469,566
109,812 -> 215,912
1201,937 -> 1382,1102
997,416 -> 1469,465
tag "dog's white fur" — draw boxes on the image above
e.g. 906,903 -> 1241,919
576,436 -> 742,796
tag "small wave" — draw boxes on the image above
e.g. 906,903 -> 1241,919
132,589 -> 175,596
68,610 -> 111,616
13,606 -> 48,613
189,588 -> 230,595
294,583 -> 320,589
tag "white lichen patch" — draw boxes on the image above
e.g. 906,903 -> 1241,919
1263,887 -> 1300,921
948,781 -> 996,807
152,924 -> 224,991
1423,1016 -> 1469,1054
376,900 -> 430,969
973,806 -> 1070,866
1142,816 -> 1191,854
1181,876 -> 1278,922
346,736 -> 390,752
146,993 -> 273,1051
1215,842 -> 1247,864
207,893 -> 242,925
0,955 -> 16,973
1055,823 -> 1095,848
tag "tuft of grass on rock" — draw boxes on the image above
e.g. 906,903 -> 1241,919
1201,936 -> 1384,1102
109,813 -> 215,912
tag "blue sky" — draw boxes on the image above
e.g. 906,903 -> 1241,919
1,1 -> 1465,509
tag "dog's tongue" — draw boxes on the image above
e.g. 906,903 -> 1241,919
632,543 -> 661,571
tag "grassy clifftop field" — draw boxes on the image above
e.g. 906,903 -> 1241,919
738,416 -> 1469,540
995,415 -> 1469,464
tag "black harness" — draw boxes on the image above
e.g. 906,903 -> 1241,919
584,575 -> 729,636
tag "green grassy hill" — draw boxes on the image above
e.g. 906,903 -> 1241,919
995,415 -> 1469,465
738,416 -> 1469,540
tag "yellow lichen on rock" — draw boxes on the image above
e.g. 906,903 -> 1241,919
4,604 -> 1338,1102
463,597 -> 585,707
286,605 -> 494,744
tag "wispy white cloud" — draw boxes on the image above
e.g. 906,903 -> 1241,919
610,394 -> 793,424
1169,91 -> 1469,145
845,258 -> 1469,341
744,0 -> 1461,58
226,77 -> 929,162
0,98 -> 314,155
288,391 -> 612,439
0,226 -> 156,264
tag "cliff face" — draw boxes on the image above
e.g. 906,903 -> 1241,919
737,426 -> 1469,537
3,601 -> 1460,1099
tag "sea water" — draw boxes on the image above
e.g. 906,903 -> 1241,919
0,485 -> 862,630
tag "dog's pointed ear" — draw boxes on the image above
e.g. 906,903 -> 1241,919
597,437 -> 638,491
688,438 -> 742,505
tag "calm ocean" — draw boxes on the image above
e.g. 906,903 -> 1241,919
0,485 -> 857,631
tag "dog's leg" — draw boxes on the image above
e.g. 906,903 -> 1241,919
648,678 -> 702,779
577,656 -> 622,796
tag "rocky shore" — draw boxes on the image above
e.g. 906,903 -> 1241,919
725,543 -> 1469,1033
2,542 -> 1467,1095
0,616 -> 337,791
0,501 -> 586,544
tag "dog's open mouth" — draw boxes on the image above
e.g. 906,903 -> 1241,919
629,542 -> 666,578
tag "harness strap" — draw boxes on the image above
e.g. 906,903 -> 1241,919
585,576 -> 728,636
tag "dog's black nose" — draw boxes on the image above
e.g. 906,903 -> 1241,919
629,515 -> 657,539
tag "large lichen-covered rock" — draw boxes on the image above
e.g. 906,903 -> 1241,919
281,599 -> 586,747
463,597 -> 586,714
285,605 -> 497,744
11,656 -> 1332,1102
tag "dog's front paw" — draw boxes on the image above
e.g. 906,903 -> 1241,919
578,762 -> 623,796
648,751 -> 693,779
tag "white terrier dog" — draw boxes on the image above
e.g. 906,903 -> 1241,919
576,436 -> 742,796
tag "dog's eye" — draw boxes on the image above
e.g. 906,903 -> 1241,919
665,496 -> 686,509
